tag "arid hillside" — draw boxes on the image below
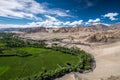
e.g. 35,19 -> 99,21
18,24 -> 111,33
86,29 -> 120,43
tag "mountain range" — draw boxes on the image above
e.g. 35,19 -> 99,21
1,23 -> 120,34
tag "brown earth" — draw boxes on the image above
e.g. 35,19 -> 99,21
56,42 -> 120,80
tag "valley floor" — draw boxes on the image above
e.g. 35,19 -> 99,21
56,41 -> 120,80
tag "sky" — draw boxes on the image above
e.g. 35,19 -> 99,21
0,0 -> 120,28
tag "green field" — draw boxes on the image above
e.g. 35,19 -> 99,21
0,43 -> 6,47
0,33 -> 92,80
0,48 -> 79,80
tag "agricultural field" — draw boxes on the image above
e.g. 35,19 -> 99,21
0,33 -> 92,80
0,48 -> 79,80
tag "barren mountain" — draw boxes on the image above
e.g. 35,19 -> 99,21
20,27 -> 48,33
111,23 -> 120,29
86,24 -> 111,31
18,24 -> 111,33
53,24 -> 111,33
53,27 -> 70,33
86,30 -> 120,42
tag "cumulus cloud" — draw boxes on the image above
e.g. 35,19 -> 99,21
0,0 -> 69,20
103,13 -> 119,21
27,20 -> 83,27
88,18 -> 100,23
85,18 -> 101,25
0,19 -> 84,28
70,20 -> 83,26
64,21 -> 71,25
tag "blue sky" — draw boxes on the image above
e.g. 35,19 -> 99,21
0,0 -> 120,28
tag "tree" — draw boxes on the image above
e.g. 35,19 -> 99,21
0,50 -> 3,54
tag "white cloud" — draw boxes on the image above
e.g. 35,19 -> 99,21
0,0 -> 69,20
88,18 -> 100,23
28,20 -> 83,27
103,13 -> 119,21
70,20 -> 83,26
0,21 -> 110,29
45,15 -> 58,21
86,18 -> 100,25
49,10 -> 69,17
27,20 -> 62,28
0,0 -> 42,20
0,19 -> 84,28
64,21 -> 71,25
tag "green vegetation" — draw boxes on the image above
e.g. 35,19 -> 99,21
0,48 -> 78,80
0,43 -> 6,47
0,33 -> 92,80
0,66 -> 9,76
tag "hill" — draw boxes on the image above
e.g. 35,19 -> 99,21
86,29 -> 120,42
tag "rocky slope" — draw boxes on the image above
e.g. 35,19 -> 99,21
19,27 -> 48,33
53,24 -> 111,33
18,24 -> 112,33
86,30 -> 120,42
111,22 -> 120,29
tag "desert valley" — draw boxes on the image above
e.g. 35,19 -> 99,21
0,0 -> 120,80
2,23 -> 120,80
